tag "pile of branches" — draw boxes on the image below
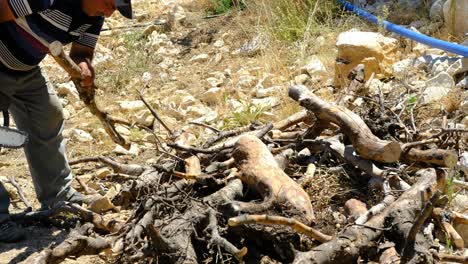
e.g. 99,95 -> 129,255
12,66 -> 467,264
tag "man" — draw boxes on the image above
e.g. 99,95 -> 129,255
0,0 -> 132,243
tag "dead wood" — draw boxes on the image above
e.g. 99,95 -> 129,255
433,208 -> 466,249
337,64 -> 365,107
8,176 -> 32,209
206,208 -> 248,262
137,179 -> 243,263
305,136 -> 410,190
293,168 -> 445,264
28,223 -> 112,264
433,252 -> 468,263
401,190 -> 441,261
289,85 -> 401,163
402,148 -> 458,167
231,135 -> 315,223
273,110 -> 313,131
69,156 -> 146,175
137,89 -> 176,138
228,214 -> 332,243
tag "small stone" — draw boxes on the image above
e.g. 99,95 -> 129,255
251,97 -> 278,109
95,168 -> 112,179
201,87 -> 224,104
422,72 -> 455,103
206,77 -> 224,87
300,56 -> 327,80
118,100 -> 145,111
294,74 -> 309,84
214,40 -> 224,48
114,144 -> 140,156
72,129 -> 93,142
237,75 -> 257,89
142,72 -> 152,83
189,54 -> 209,63
133,110 -> 155,127
115,125 -> 131,136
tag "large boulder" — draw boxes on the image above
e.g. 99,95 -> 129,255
443,0 -> 468,38
335,31 -> 400,87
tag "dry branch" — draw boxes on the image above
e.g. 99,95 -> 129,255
293,168 -> 445,264
52,49 -> 130,149
305,136 -> 410,190
289,85 -> 401,163
228,214 -> 332,243
8,176 -> 32,209
273,110 -> 313,131
402,148 -> 458,167
207,208 -> 248,262
231,135 -> 315,223
28,223 -> 112,264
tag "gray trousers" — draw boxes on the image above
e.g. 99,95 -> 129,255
0,67 -> 75,221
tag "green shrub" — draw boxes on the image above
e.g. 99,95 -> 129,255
260,0 -> 342,42
208,0 -> 246,15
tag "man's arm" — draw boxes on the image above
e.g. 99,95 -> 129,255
0,0 -> 52,23
70,43 -> 95,88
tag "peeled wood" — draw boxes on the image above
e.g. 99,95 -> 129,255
228,214 -> 332,243
289,85 -> 401,163
232,135 -> 315,223
293,168 -> 445,264
344,199 -> 367,220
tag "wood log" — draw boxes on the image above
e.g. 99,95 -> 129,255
402,148 -> 458,167
289,85 -> 401,163
293,168 -> 445,264
305,136 -> 410,190
232,135 -> 315,223
27,223 -> 112,264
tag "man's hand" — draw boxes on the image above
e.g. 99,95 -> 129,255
70,43 -> 96,89
78,60 -> 95,88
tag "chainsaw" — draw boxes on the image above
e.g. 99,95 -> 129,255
0,92 -> 28,149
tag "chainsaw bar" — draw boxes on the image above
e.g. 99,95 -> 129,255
0,126 -> 28,149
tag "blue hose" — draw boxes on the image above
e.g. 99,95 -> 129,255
337,0 -> 468,57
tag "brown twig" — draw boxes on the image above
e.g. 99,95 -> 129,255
137,89 -> 175,138
228,214 -> 332,243
433,252 -> 468,263
7,176 -> 32,209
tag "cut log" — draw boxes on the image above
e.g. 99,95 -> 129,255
402,148 -> 458,167
232,135 -> 315,223
289,85 -> 401,163
293,168 -> 445,264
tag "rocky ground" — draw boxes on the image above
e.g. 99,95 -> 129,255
0,0 -> 467,263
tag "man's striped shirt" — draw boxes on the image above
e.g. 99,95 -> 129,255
0,0 -> 104,71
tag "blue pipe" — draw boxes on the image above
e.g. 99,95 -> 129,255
337,0 -> 468,57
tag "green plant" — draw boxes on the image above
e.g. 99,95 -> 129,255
260,0 -> 341,43
128,127 -> 145,142
208,0 -> 245,15
222,100 -> 267,129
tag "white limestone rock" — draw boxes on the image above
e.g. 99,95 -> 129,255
72,129 -> 93,142
118,100 -> 146,111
